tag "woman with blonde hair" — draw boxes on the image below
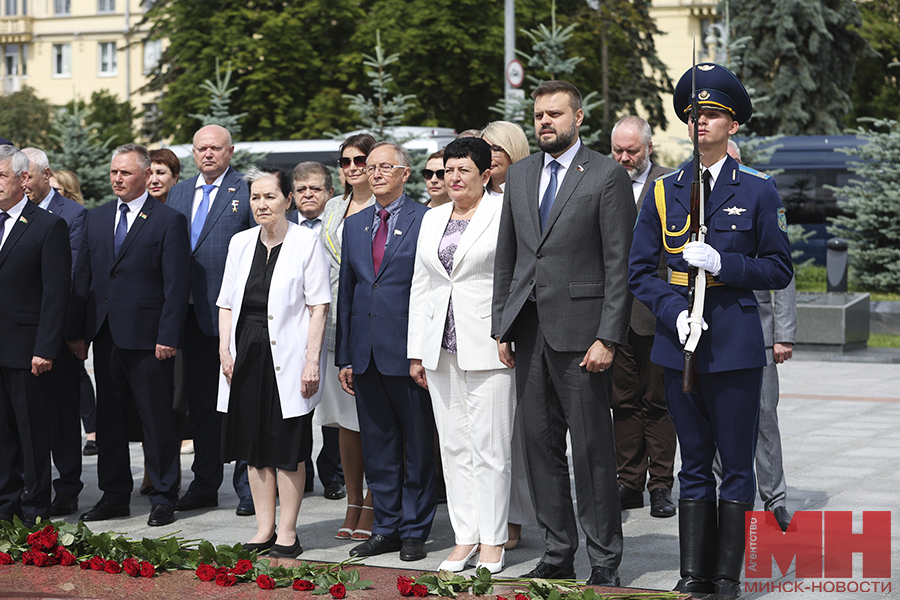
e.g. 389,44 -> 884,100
480,121 -> 530,200
50,170 -> 85,206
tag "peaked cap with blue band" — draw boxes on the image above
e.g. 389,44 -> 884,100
673,62 -> 752,125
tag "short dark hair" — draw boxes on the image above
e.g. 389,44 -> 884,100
292,161 -> 333,191
340,133 -> 377,158
442,137 -> 492,174
244,165 -> 292,198
531,80 -> 583,112
150,148 -> 181,180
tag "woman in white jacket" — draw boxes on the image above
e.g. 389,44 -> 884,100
408,138 -> 514,574
217,166 -> 331,559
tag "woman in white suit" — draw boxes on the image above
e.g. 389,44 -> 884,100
408,138 -> 514,574
218,166 -> 331,559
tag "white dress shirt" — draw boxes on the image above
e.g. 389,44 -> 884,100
114,192 -> 150,235
631,164 -> 650,203
0,196 -> 27,249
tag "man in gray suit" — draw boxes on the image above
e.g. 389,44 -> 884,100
492,80 -> 635,586
609,116 -> 678,519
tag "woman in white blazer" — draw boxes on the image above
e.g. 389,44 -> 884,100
217,166 -> 331,559
408,138 -> 514,574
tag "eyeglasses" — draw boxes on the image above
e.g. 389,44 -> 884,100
365,163 -> 407,175
339,156 -> 368,169
490,145 -> 507,155
295,185 -> 326,194
421,169 -> 445,180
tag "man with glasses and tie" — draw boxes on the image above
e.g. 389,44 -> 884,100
336,142 -> 436,562
166,125 -> 256,517
68,144 -> 191,527
491,80 -> 635,586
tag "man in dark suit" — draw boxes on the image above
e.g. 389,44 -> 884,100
336,142 -> 435,562
491,80 -> 635,586
23,147 -> 88,517
68,144 -> 191,527
0,145 -> 71,527
166,125 -> 255,516
608,117 -> 678,519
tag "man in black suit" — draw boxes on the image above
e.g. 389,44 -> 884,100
23,147 -> 88,517
68,144 -> 191,527
0,145 -> 71,527
165,125 -> 256,515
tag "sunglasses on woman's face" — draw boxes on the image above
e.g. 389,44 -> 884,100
421,169 -> 445,180
339,156 -> 368,168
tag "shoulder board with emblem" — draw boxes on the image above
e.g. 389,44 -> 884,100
656,170 -> 679,182
738,165 -> 771,180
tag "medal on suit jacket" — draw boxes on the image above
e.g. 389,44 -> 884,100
231,198 -> 240,213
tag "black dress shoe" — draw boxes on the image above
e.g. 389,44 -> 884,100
242,532 -> 277,553
174,491 -> 218,511
349,533 -> 402,557
773,506 -> 792,532
50,495 -> 78,516
269,536 -> 303,559
399,537 -> 426,562
147,503 -> 175,527
80,501 -> 130,522
523,560 -> 576,580
82,440 -> 98,456
324,481 -> 347,500
586,566 -> 621,587
235,496 -> 255,516
22,514 -> 39,529
649,488 -> 676,518
618,485 -> 644,510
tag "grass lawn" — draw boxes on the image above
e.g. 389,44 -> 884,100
795,265 -> 900,301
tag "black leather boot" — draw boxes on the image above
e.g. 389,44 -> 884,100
673,499 -> 718,598
709,500 -> 754,600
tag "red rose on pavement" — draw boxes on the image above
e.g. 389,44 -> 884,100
412,584 -> 428,597
216,566 -> 229,575
0,552 -> 13,564
256,574 -> 276,589
26,531 -> 41,546
330,583 -> 347,599
104,560 -> 122,574
59,551 -> 77,567
515,595 -> 530,600
140,561 -> 156,577
32,552 -> 50,567
196,563 -> 216,581
216,573 -> 237,587
22,551 -> 34,565
123,557 -> 140,577
80,560 -> 91,570
232,559 -> 253,575
397,575 -> 414,596
41,529 -> 58,549
90,555 -> 105,570
293,579 -> 315,591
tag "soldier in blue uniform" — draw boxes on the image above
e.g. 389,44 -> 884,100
628,63 -> 793,600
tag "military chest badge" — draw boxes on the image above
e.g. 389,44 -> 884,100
777,208 -> 788,233
724,206 -> 747,216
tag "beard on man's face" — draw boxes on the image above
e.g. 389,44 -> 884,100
537,119 -> 579,155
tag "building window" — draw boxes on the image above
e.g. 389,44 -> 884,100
5,46 -> 18,77
143,39 -> 162,74
54,0 -> 70,15
98,0 -> 114,13
6,0 -> 17,16
53,43 -> 71,77
99,42 -> 117,76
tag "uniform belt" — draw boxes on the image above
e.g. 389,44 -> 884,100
669,271 -> 724,287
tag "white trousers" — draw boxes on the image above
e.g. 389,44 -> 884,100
427,350 -> 515,546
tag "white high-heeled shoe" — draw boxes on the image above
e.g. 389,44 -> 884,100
476,548 -> 505,575
438,545 -> 479,572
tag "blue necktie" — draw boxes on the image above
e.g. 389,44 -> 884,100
302,218 -> 320,229
539,160 -> 560,231
191,184 -> 215,250
0,212 -> 9,248
114,203 -> 129,257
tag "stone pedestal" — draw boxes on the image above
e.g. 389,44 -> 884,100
795,292 -> 870,352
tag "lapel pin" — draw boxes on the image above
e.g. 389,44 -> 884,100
576,165 -> 584,172
732,169 -> 736,181
228,187 -> 236,193
364,226 -> 370,232
724,206 -> 747,216
18,216 -> 27,224
677,170 -> 684,182
139,212 -> 148,219
394,229 -> 403,236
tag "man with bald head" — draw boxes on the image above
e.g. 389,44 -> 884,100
166,124 -> 255,515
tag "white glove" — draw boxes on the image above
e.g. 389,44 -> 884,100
683,241 -> 722,275
677,310 -> 709,345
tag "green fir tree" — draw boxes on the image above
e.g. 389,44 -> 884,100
48,104 -> 115,209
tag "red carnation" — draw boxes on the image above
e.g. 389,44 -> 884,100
232,558 -> 253,575
330,583 -> 346,599
90,555 -> 105,571
32,552 -> 50,567
123,557 -> 140,577
256,574 -> 276,589
397,575 -> 414,596
140,561 -> 156,578
80,560 -> 91,570
216,572 -> 237,587
0,552 -> 13,565
104,560 -> 122,574
293,579 -> 315,591
59,550 -> 77,567
196,563 -> 216,581
412,584 -> 428,597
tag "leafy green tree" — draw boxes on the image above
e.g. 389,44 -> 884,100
847,0 -> 900,124
0,86 -> 54,149
48,104 -> 115,209
828,118 -> 900,292
727,0 -> 869,136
